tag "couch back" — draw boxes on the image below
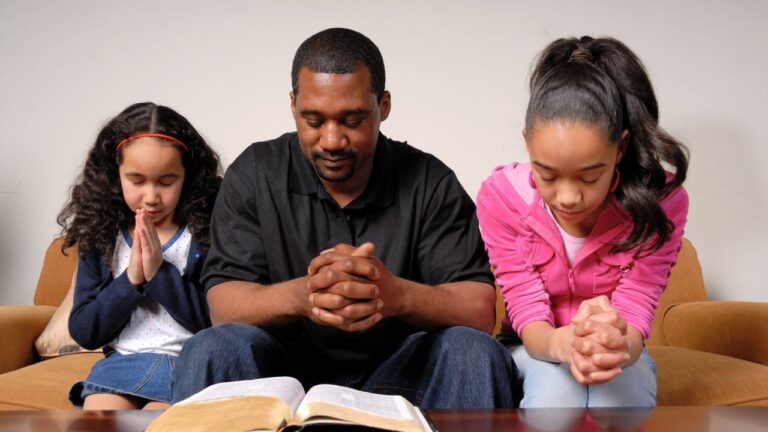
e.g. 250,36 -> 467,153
36,236 -> 706,343
646,237 -> 707,345
34,238 -> 77,307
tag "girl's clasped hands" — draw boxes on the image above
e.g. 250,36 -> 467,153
569,296 -> 636,385
127,209 -> 165,287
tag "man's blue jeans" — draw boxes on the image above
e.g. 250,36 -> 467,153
172,323 -> 516,408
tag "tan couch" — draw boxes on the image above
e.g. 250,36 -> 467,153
1,238 -> 767,410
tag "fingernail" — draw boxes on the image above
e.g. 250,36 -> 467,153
374,313 -> 382,323
309,294 -> 315,304
376,300 -> 383,310
312,307 -> 319,316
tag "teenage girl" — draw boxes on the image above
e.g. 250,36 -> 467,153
58,102 -> 222,409
477,36 -> 689,407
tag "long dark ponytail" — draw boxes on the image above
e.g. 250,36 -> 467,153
526,36 -> 689,253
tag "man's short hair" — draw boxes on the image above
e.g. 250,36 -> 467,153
291,28 -> 386,102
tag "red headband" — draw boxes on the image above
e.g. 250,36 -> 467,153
116,133 -> 189,152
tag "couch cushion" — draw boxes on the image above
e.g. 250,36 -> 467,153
651,346 -> 768,407
34,263 -> 101,359
0,353 -> 102,410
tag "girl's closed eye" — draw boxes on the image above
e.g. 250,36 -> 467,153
158,175 -> 181,187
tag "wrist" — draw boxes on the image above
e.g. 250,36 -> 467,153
127,272 -> 143,287
549,325 -> 575,363
294,276 -> 313,318
387,276 -> 412,318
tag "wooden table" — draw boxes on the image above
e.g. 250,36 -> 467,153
0,406 -> 766,431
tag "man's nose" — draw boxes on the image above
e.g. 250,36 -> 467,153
319,123 -> 347,152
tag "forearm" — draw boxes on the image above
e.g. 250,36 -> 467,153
145,261 -> 211,332
207,277 -> 310,327
520,321 -> 575,364
397,280 -> 496,333
69,271 -> 143,349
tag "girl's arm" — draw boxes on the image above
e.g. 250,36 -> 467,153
519,321 -> 576,363
68,251 -> 145,349
142,241 -> 210,333
476,174 -> 556,338
520,297 -> 641,385
609,186 -> 690,340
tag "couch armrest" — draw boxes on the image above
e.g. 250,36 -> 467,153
659,301 -> 768,366
0,305 -> 56,374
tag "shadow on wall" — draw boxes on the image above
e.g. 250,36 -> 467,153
0,190 -> 17,303
677,116 -> 768,301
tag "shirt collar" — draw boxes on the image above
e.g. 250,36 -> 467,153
288,132 -> 395,209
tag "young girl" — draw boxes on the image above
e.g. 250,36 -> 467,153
58,102 -> 222,410
477,36 -> 689,407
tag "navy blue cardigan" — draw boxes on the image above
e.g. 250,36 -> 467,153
68,238 -> 211,350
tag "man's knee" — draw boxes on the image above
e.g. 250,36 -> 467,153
430,326 -> 508,364
180,323 -> 274,360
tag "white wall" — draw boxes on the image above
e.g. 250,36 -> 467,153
1,0 -> 766,304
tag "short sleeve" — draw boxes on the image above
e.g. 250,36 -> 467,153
417,171 -> 494,286
201,157 -> 270,290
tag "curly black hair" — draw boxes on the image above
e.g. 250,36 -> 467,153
58,102 -> 222,260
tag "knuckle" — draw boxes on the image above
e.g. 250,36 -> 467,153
345,282 -> 357,296
323,269 -> 336,283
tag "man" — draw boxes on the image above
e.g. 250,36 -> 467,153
172,28 -> 515,408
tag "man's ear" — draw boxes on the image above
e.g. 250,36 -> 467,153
290,91 -> 296,116
379,90 -> 392,121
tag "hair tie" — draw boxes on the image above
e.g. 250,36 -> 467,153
568,48 -> 593,64
116,133 -> 189,152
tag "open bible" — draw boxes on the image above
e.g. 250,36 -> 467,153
146,376 -> 435,432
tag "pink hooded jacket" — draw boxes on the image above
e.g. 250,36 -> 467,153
476,162 -> 688,339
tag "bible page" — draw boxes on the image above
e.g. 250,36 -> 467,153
179,376 -> 305,412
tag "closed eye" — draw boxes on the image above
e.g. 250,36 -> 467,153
344,119 -> 362,128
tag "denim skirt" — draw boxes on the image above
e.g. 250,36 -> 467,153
69,351 -> 177,407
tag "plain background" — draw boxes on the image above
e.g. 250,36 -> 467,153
1,0 -> 766,305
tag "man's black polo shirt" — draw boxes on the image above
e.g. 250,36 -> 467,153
202,132 -> 493,364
